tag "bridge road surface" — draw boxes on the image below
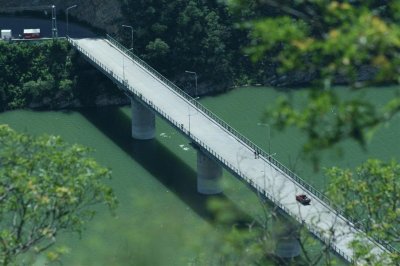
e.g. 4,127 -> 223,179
69,37 -> 389,263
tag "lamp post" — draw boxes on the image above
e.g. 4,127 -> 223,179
122,24 -> 134,50
123,48 -> 134,82
188,105 -> 193,136
257,123 -> 271,155
185,70 -> 198,98
187,104 -> 198,137
66,5 -> 77,37
257,122 -> 276,192
188,111 -> 191,136
51,5 -> 58,39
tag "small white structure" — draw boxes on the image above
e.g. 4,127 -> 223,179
1,29 -> 12,40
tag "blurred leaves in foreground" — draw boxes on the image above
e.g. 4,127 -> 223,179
0,124 -> 117,265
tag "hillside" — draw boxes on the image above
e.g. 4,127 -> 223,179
0,1 -> 307,94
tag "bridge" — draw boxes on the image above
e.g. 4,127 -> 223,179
67,36 -> 394,263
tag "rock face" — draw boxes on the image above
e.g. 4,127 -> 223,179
0,0 -> 121,33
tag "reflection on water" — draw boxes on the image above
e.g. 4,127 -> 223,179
79,106 -> 239,221
0,105 -> 256,265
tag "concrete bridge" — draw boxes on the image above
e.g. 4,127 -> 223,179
67,35 -> 395,263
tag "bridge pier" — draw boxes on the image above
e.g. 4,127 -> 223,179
275,236 -> 301,259
131,98 -> 155,140
274,223 -> 301,259
197,150 -> 223,195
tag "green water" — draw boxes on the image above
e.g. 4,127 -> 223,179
201,86 -> 400,190
0,86 -> 399,265
0,108 -> 219,265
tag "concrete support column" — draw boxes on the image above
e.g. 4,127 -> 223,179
274,226 -> 301,259
131,97 -> 155,140
275,236 -> 301,259
197,150 -> 223,195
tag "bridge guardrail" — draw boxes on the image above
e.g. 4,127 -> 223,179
105,35 -> 331,198
104,36 -> 351,218
67,36 -> 398,256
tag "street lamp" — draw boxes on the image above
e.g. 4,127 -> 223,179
122,24 -> 134,50
187,104 -> 199,137
122,48 -> 134,82
185,70 -> 198,98
188,111 -> 191,136
188,105 -> 194,136
257,122 -> 276,193
66,5 -> 77,37
257,123 -> 271,155
51,5 -> 58,39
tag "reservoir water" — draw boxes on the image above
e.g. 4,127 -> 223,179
0,86 -> 399,265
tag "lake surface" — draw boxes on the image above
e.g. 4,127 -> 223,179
0,86 -> 398,265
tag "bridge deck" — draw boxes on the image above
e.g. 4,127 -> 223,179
69,37 -> 389,263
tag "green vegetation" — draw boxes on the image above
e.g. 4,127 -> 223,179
1,1 -> 400,264
224,0 -> 400,264
0,40 -> 73,110
120,0 -> 262,91
227,0 -> 400,160
205,197 -> 327,266
0,40 -> 122,263
0,40 -> 122,112
327,159 -> 400,265
0,124 -> 117,265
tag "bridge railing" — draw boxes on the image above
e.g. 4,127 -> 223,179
68,36 -> 398,256
104,73 -> 355,263
129,92 -> 354,263
105,35 -> 399,254
105,35 -> 337,204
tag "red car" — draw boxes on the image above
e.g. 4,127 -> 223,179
296,194 -> 311,205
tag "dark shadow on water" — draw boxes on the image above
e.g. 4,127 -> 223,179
79,106 -> 251,224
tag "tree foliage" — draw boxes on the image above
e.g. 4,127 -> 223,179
0,40 -> 123,112
327,159 -> 400,244
268,89 -> 400,170
225,0 -> 400,263
0,40 -> 73,110
242,1 -> 400,82
120,0 -> 253,91
228,0 -> 400,160
326,159 -> 400,264
0,125 -> 117,265
205,196 -> 343,265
